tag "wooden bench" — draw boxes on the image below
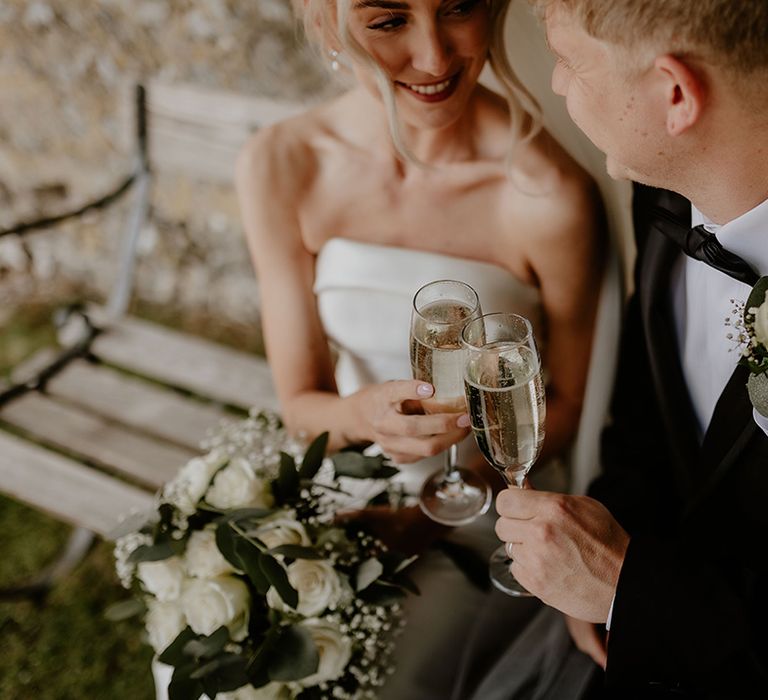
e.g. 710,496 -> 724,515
0,82 -> 305,595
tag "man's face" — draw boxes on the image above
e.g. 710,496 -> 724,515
544,4 -> 672,185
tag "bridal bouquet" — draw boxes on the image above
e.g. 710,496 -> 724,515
110,411 -> 416,700
730,276 -> 768,416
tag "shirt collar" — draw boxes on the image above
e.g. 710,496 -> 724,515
691,196 -> 768,278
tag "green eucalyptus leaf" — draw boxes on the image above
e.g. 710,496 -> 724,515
260,553 -> 298,609
104,598 -> 145,622
299,431 -> 329,480
183,626 -> 230,660
331,452 -> 399,480
358,581 -> 406,606
190,653 -> 248,681
246,627 -> 280,687
105,509 -> 158,541
236,539 -> 270,595
215,522 -> 242,569
355,558 -> 384,592
158,627 -> 199,666
218,507 -> 275,523
269,544 -> 324,560
746,275 -> 768,314
168,666 -> 203,700
379,550 -> 417,575
127,541 -> 177,564
392,572 -> 421,596
268,625 -> 319,682
274,452 -> 300,503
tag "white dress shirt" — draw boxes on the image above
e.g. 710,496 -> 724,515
671,197 -> 768,439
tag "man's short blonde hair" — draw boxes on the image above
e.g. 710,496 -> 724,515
538,0 -> 768,76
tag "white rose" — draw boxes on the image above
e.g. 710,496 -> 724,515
145,599 -> 187,653
164,451 -> 228,515
297,618 -> 352,687
181,576 -> 250,641
206,457 -> 274,511
753,296 -> 768,346
266,560 -> 344,616
215,683 -> 289,700
250,513 -> 310,550
185,528 -> 236,578
137,556 -> 186,602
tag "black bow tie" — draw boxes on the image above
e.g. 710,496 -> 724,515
651,202 -> 759,287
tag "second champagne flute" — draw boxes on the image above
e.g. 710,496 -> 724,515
462,312 -> 546,595
409,280 -> 492,526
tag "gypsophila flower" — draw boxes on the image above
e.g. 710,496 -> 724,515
114,531 -> 152,588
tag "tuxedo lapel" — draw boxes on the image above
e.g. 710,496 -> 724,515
640,228 -> 702,496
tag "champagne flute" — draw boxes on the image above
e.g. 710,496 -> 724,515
409,280 -> 492,526
461,312 -> 546,596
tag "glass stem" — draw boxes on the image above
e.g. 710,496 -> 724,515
444,444 -> 460,482
502,466 -> 526,489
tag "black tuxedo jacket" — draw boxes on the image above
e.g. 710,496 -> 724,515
588,185 -> 768,699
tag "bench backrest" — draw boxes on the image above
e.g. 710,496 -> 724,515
145,81 -> 307,183
108,81 -> 309,319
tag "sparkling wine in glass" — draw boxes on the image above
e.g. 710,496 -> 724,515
462,312 -> 546,595
409,280 -> 492,526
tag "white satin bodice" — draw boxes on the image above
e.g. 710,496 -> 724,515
315,237 -> 542,391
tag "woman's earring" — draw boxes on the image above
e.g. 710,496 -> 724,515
329,49 -> 341,72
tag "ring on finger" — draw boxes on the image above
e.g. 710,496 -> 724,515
505,542 -> 515,560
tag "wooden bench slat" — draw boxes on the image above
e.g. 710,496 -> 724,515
89,311 -> 279,411
0,431 -> 153,537
43,359 -> 231,451
0,393 -> 196,489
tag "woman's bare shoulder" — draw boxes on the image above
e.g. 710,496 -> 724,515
236,90 -> 367,197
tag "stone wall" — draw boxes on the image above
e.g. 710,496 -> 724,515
0,0 -> 335,338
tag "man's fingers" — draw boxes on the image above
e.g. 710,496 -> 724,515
495,516 -> 536,545
495,486 -> 550,519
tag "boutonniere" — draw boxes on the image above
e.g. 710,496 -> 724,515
730,276 -> 768,417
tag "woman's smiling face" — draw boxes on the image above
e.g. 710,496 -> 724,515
345,0 -> 492,129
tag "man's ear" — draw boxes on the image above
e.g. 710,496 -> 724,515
654,54 -> 706,136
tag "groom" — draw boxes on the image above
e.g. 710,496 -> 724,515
494,1 -> 768,696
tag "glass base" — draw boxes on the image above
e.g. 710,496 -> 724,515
418,467 -> 492,526
489,544 -> 533,597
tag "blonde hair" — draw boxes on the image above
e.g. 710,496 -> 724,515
535,0 -> 768,77
296,0 -> 541,165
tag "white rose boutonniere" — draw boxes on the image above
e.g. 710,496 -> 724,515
732,277 -> 768,417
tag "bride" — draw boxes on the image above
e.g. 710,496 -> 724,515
231,0 -> 607,696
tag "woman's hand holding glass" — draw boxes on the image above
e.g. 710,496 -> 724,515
349,380 -> 471,465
